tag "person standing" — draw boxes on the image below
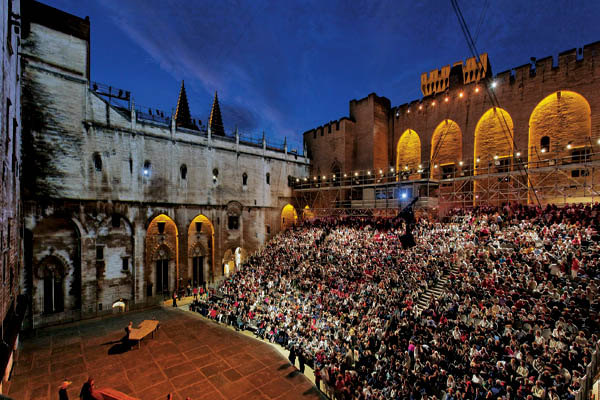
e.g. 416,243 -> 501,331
288,344 -> 296,367
59,379 -> 71,400
172,291 -> 177,307
79,377 -> 94,400
298,349 -> 305,373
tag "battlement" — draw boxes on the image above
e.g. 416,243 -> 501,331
420,53 -> 489,96
303,117 -> 353,139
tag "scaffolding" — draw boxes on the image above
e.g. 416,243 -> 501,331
292,147 -> 600,218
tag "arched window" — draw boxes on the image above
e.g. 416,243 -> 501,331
242,172 -> 248,186
180,164 -> 187,180
540,136 -> 550,153
143,160 -> 152,177
93,152 -> 102,171
266,173 -> 270,185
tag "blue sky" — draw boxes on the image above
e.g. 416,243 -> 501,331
45,0 -> 600,152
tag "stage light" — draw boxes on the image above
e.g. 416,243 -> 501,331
491,81 -> 497,88
322,176 -> 326,179
475,87 -> 480,93
494,155 -> 499,160
434,164 -> 438,169
476,158 -> 480,163
379,169 -> 383,174
432,101 -> 436,106
419,105 -> 423,110
459,161 -> 463,166
314,176 -> 317,180
390,167 -> 394,172
296,178 -> 299,182
541,148 -> 546,153
418,164 -> 422,169
367,171 -> 371,175
516,152 -> 521,157
354,172 -> 359,176
401,193 -> 407,199
344,173 -> 347,177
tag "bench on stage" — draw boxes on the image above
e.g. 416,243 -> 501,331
128,319 -> 160,349
97,388 -> 140,400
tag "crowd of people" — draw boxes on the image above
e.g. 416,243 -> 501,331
190,203 -> 599,400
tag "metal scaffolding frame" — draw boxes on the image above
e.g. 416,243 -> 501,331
292,148 -> 600,217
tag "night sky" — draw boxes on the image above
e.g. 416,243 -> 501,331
44,0 -> 600,152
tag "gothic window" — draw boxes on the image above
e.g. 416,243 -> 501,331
93,153 -> 102,171
143,160 -> 152,177
43,272 -> 64,314
122,257 -> 129,271
180,164 -> 187,180
266,173 -> 270,185
228,216 -> 239,230
242,172 -> 248,186
540,136 -> 550,153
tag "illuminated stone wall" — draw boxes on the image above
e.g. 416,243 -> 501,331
430,119 -> 462,179
396,129 -> 421,178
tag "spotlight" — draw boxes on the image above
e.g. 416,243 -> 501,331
494,155 -> 499,160
491,81 -> 497,88
434,164 -> 438,169
344,173 -> 347,177
516,152 -> 521,157
401,193 -> 407,199
367,171 -> 371,175
444,97 -> 449,103
354,172 -> 359,176
475,87 -> 480,93
379,169 -> 383,174
418,164 -> 422,169
432,101 -> 436,106
296,178 -> 299,182
476,158 -> 480,163
566,143 -> 572,150
390,167 -> 394,172
541,148 -> 546,153
459,161 -> 463,166
419,105 -> 423,110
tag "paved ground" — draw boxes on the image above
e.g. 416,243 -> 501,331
6,307 -> 324,400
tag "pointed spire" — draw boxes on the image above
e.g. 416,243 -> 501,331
174,80 -> 194,129
209,91 -> 225,136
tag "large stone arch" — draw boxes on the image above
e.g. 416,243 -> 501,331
474,107 -> 515,203
145,214 -> 178,298
280,204 -> 298,231
222,247 -> 248,278
30,215 -> 82,323
187,214 -> 214,286
528,91 -> 592,203
430,119 -> 462,179
528,91 -> 591,162
396,129 -> 421,180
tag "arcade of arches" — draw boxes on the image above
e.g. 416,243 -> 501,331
389,90 -> 596,204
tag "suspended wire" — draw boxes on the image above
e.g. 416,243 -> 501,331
450,0 -> 541,206
473,0 -> 490,45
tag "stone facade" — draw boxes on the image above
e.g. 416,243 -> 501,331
19,1 -> 308,328
304,44 -> 600,208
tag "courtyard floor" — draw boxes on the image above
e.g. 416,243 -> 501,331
6,306 -> 324,400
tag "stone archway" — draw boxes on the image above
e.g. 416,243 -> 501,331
145,214 -> 178,298
187,214 -> 214,285
430,119 -> 462,179
280,204 -> 297,231
222,247 -> 248,277
396,129 -> 421,180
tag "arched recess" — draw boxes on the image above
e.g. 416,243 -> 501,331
97,214 -> 134,302
430,119 -> 462,179
396,129 -> 421,180
31,216 -> 81,319
474,108 -> 514,202
145,214 -> 178,298
303,205 -> 315,220
222,247 -> 248,277
187,214 -> 214,286
528,91 -> 591,164
281,204 -> 298,231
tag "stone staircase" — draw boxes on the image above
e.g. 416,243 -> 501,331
415,263 -> 460,311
